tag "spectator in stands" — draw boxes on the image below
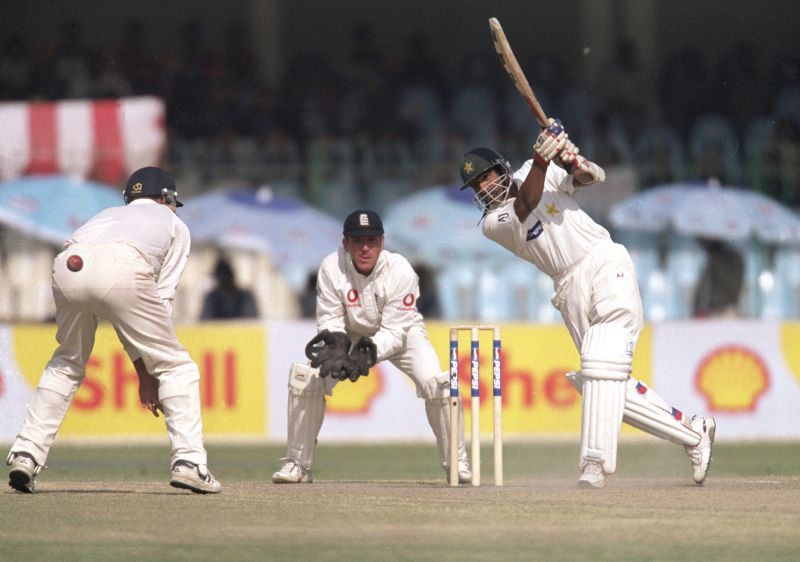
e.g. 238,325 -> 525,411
0,36 -> 33,100
413,264 -> 441,319
200,257 -> 259,320
715,41 -> 765,139
658,47 -> 711,140
760,118 -> 800,209
692,238 -> 744,318
597,36 -> 656,138
299,271 -> 318,319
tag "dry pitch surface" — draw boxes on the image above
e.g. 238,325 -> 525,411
0,441 -> 798,561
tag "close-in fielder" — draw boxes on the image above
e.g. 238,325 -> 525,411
272,209 -> 471,484
6,167 -> 220,494
458,121 -> 715,488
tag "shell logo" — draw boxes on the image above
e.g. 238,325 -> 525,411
327,365 -> 384,415
780,324 -> 800,386
696,345 -> 770,412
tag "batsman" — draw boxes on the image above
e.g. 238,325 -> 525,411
272,209 -> 471,484
458,120 -> 715,488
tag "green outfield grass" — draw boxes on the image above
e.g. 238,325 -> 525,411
1,440 -> 799,561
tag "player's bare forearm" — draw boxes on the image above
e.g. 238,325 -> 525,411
514,161 -> 547,221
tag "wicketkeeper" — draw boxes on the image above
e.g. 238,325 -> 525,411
458,120 -> 716,488
272,209 -> 471,484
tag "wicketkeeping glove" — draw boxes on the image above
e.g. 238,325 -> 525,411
318,354 -> 362,381
304,329 -> 352,368
533,118 -> 568,168
348,336 -> 378,381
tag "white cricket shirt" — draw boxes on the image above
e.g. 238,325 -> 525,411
316,247 -> 424,361
482,160 -> 611,278
64,198 -> 191,301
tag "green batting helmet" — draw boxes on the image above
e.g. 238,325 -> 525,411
459,148 -> 512,190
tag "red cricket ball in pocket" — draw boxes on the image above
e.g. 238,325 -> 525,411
66,255 -> 83,272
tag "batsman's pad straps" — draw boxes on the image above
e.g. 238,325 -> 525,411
581,361 -> 631,381
623,380 -> 700,446
580,323 -> 633,381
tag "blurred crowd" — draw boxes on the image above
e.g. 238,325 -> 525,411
2,18 -> 800,324
2,19 -> 800,217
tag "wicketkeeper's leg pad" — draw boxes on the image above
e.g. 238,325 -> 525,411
286,363 -> 327,469
423,373 -> 467,469
579,324 -> 632,475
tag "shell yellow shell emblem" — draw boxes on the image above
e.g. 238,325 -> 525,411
327,366 -> 383,414
781,324 -> 800,387
696,345 -> 769,411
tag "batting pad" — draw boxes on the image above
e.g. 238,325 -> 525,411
623,380 -> 700,446
579,324 -> 632,475
566,374 -> 701,448
286,363 -> 325,469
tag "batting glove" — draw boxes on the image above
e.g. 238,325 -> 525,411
566,154 -> 607,184
533,118 -> 568,168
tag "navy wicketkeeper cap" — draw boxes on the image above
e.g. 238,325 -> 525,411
343,209 -> 384,237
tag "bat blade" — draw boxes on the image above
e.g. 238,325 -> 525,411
488,17 -> 550,128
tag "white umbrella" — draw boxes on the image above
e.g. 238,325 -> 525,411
0,175 -> 121,244
383,185 -> 509,267
609,182 -> 800,244
182,187 -> 341,287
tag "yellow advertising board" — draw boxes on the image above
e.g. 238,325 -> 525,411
426,323 -> 653,436
11,323 -> 266,437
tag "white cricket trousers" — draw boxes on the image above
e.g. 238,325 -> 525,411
11,244 -> 208,468
551,241 -> 644,351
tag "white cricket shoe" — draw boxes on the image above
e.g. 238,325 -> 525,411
170,460 -> 222,494
444,458 -> 473,484
7,452 -> 41,493
577,461 -> 606,489
684,415 -> 716,485
272,459 -> 313,483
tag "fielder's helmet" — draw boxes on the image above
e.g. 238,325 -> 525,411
459,147 -> 512,190
123,166 -> 183,207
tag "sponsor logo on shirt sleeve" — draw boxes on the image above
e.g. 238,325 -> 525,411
398,293 -> 417,311
526,220 -> 543,240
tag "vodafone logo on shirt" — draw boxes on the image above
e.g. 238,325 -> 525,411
398,293 -> 416,311
346,288 -> 360,307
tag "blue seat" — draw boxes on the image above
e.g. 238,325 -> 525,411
500,261 -> 542,321
688,114 -> 742,184
435,262 -> 478,321
634,124 -> 686,187
475,263 -> 511,322
734,241 -> 769,317
775,247 -> 800,318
